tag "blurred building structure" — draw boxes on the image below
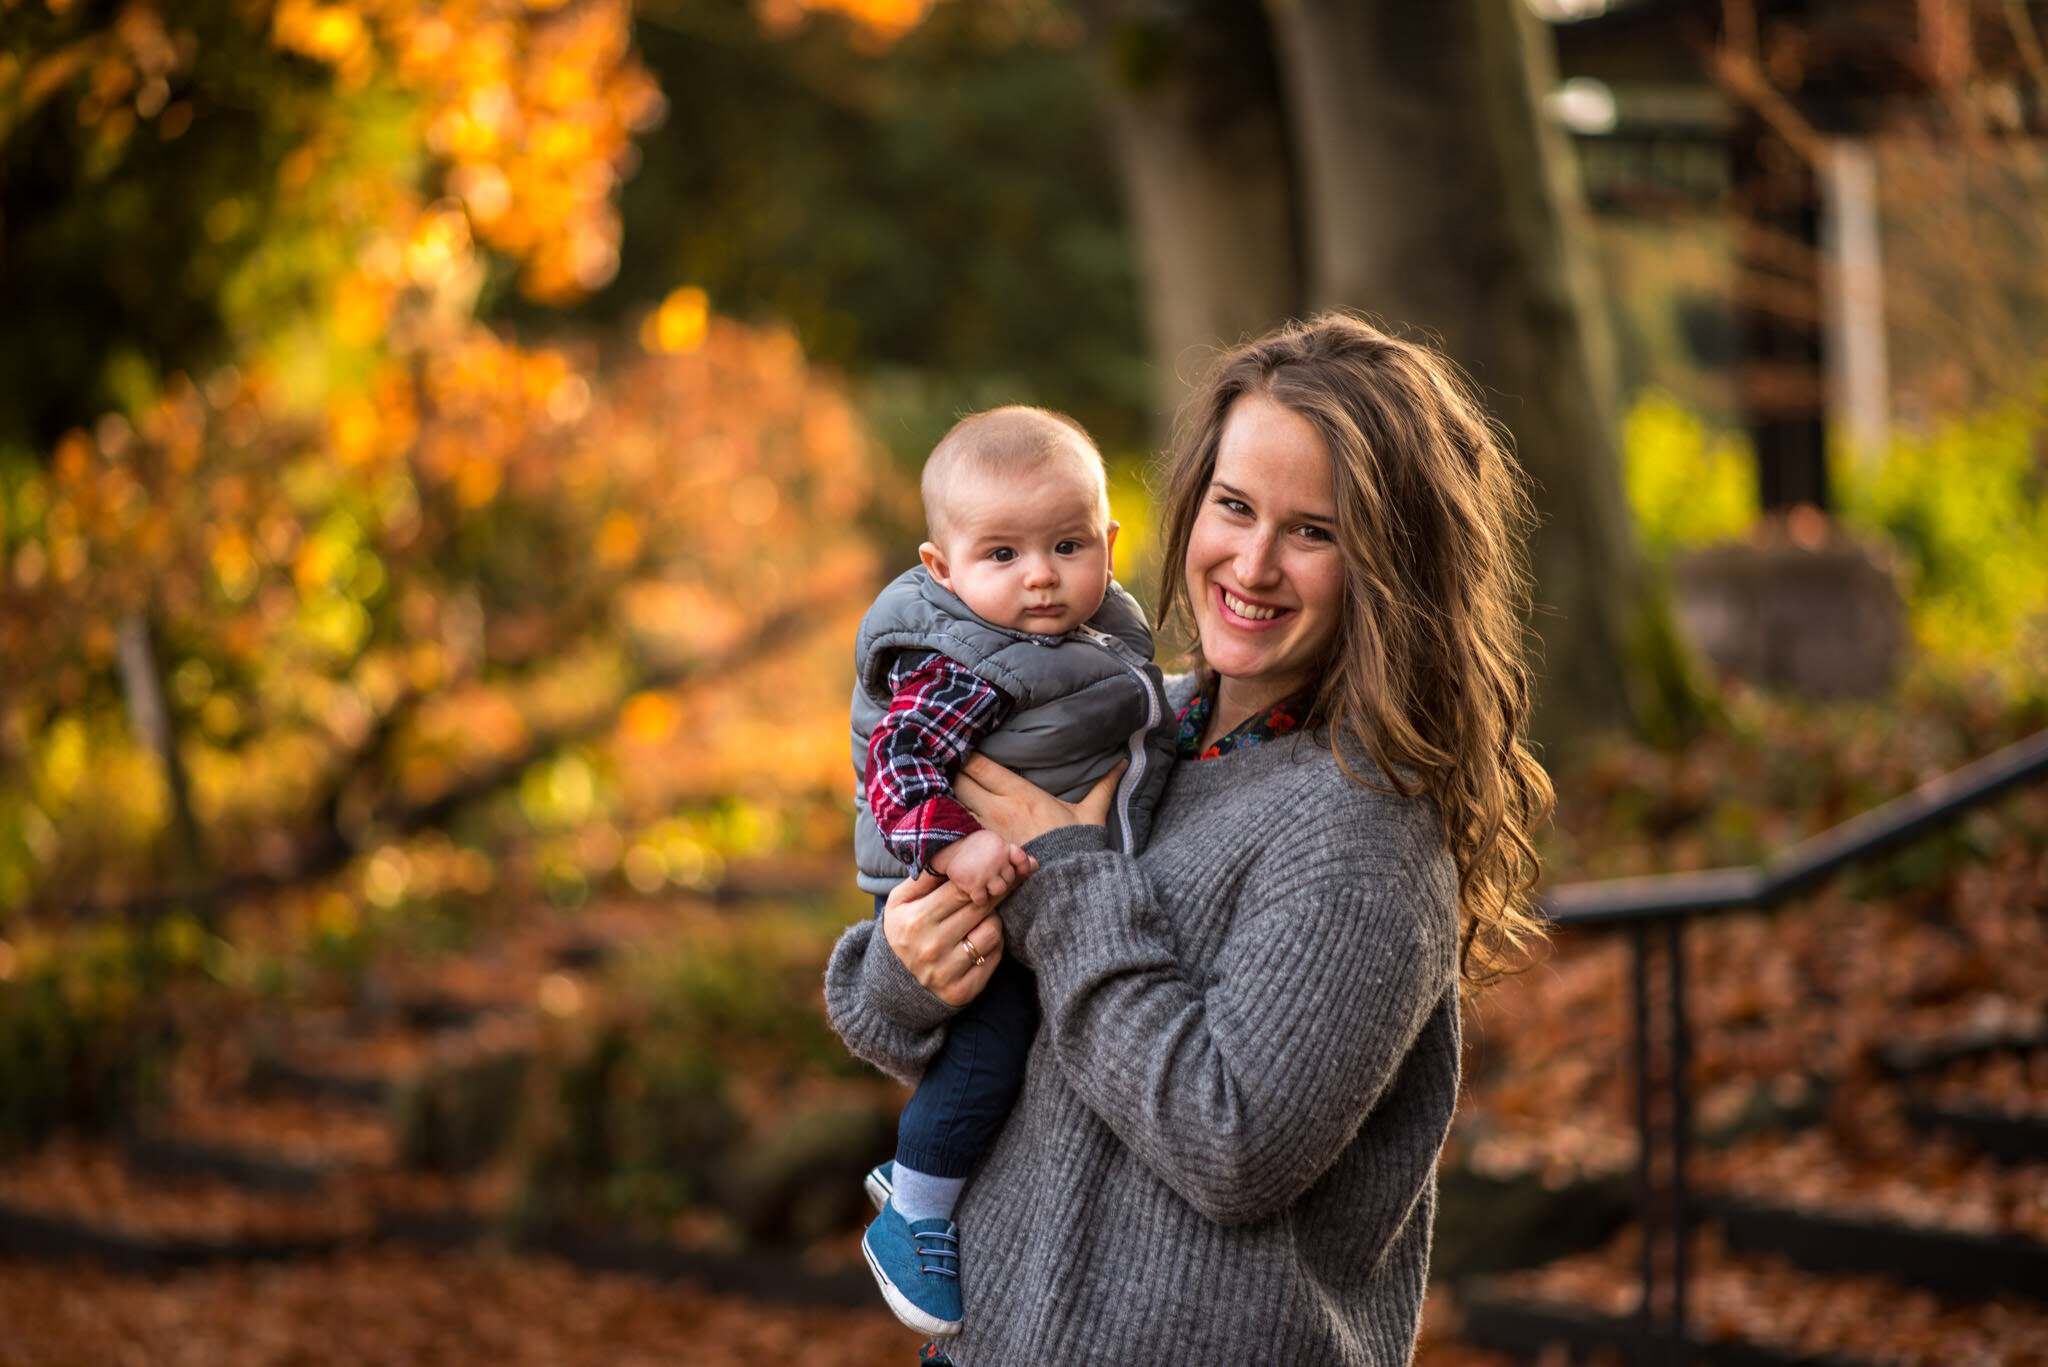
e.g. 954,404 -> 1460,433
1537,0 -> 2048,691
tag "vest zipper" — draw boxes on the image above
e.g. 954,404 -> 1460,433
1077,628 -> 1162,854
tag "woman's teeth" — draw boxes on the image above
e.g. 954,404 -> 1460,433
1223,589 -> 1280,621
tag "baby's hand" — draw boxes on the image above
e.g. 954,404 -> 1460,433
928,828 -> 1037,906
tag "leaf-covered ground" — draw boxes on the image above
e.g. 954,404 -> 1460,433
0,1249 -> 919,1367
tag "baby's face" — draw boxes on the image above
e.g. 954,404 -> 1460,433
922,465 -> 1117,636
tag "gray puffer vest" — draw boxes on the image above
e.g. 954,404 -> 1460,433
851,567 -> 1176,894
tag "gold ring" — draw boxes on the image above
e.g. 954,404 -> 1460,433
959,937 -> 987,968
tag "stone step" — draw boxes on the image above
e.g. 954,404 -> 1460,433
1458,1225 -> 2048,1367
0,1140 -> 380,1251
0,1202 -> 347,1275
1457,1290 -> 1870,1367
1716,1199 -> 2048,1306
244,1054 -> 394,1109
1903,1100 -> 2048,1166
118,1135 -> 330,1196
1693,1123 -> 2048,1249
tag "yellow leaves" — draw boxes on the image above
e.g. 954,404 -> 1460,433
361,845 -> 410,909
209,531 -> 259,603
454,455 -> 502,508
447,163 -> 511,223
332,272 -> 390,348
329,393 -> 385,468
406,205 -> 471,273
271,1 -> 374,88
292,513 -> 361,593
642,287 -> 709,355
39,718 -> 89,800
594,510 -> 641,568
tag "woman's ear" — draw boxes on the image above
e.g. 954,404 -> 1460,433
918,541 -> 954,590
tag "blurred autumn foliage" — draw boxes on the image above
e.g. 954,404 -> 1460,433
2,0 -> 895,917
0,0 -> 912,1167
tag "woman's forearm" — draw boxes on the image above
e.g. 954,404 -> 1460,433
1007,826 -> 1458,1226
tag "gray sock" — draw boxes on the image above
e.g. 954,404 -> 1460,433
890,1163 -> 966,1224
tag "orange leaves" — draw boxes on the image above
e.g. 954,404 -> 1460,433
593,511 -> 642,568
270,2 -> 375,86
757,0 -> 942,46
8,304 -> 897,919
642,286 -> 711,355
363,0 -> 663,303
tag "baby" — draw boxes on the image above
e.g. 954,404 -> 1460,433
848,406 -> 1174,1338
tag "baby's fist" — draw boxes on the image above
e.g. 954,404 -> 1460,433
931,829 -> 1028,906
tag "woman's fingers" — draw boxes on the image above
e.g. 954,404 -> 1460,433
956,753 -> 1024,792
1077,761 -> 1127,825
882,871 -> 1013,1006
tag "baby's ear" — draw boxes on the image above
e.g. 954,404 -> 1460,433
918,541 -> 953,589
1104,521 -> 1119,575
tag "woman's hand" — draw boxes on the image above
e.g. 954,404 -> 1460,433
883,869 -> 1008,1008
954,754 -> 1123,848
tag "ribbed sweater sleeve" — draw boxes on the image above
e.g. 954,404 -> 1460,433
1001,776 -> 1457,1227
823,915 -> 959,1086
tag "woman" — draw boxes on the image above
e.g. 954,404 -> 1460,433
826,313 -> 1553,1364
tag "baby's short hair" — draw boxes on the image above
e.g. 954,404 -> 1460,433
922,406 -> 1108,541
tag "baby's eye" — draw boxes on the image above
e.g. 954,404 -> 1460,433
989,547 -> 1017,563
1055,540 -> 1080,555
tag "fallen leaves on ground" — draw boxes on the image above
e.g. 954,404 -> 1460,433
0,1247 -> 919,1367
1490,1228 -> 2048,1367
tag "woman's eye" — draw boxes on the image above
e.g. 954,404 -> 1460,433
990,547 -> 1017,563
1055,540 -> 1080,555
1297,524 -> 1333,542
1214,496 -> 1251,517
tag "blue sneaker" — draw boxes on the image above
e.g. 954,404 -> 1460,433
863,1161 -> 894,1212
861,1198 -> 962,1337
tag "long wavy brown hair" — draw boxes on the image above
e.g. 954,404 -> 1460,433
1156,313 -> 1555,987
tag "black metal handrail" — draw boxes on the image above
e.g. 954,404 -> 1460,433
1534,727 -> 2048,1365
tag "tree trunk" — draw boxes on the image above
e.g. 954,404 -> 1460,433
1266,0 -> 1698,751
116,610 -> 211,918
1079,0 -> 1303,427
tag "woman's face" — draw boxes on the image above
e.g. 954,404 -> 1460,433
1184,393 -> 1347,709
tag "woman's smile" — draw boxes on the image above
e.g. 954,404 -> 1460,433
1217,585 -> 1289,624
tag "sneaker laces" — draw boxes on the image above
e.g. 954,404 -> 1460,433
914,1227 -> 959,1279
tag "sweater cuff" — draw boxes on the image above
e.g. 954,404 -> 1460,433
859,917 -> 961,1034
1003,824 -> 1112,952
1024,823 -> 1110,865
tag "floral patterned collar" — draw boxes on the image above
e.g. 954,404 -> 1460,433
1174,672 -> 1318,761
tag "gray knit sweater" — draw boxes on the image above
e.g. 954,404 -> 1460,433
824,680 -> 1462,1365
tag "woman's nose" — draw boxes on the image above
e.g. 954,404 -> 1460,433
1234,529 -> 1282,586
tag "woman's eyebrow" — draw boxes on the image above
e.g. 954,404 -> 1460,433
1213,480 -> 1335,526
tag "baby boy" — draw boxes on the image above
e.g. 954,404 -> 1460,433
848,406 -> 1174,1338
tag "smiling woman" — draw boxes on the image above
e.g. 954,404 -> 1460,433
1181,393 -> 1347,743
828,314 -> 1554,1366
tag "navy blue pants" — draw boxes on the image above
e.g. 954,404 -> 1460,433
875,894 -> 1040,1179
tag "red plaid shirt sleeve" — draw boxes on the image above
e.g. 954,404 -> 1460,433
867,653 -> 1013,873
